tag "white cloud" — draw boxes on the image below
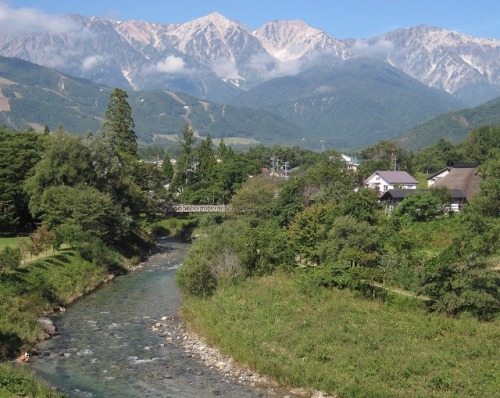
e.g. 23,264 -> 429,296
145,55 -> 187,74
212,57 -> 239,79
82,55 -> 107,71
351,39 -> 394,57
249,49 -> 336,80
0,4 -> 82,35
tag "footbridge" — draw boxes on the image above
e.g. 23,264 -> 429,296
163,204 -> 232,213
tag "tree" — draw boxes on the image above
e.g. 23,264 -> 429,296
393,191 -> 443,222
35,185 -> 131,244
0,246 -> 21,274
357,140 -> 414,182
162,153 -> 174,182
0,129 -> 45,233
169,123 -> 197,194
24,131 -> 95,215
231,175 -> 278,218
298,152 -> 354,206
422,244 -> 499,319
103,88 -> 138,158
338,187 -> 381,225
288,203 -> 336,264
458,126 -> 500,164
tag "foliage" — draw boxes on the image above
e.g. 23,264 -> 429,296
393,190 -> 444,222
231,175 -> 278,218
0,246 -> 21,274
161,153 -> 174,181
102,88 -> 138,158
176,217 -> 293,297
181,273 -> 500,398
415,138 -> 461,173
34,185 -> 131,244
357,140 -> 414,179
422,245 -> 500,319
0,129 -> 45,234
0,362 -> 66,397
288,203 -> 336,264
296,151 -> 354,205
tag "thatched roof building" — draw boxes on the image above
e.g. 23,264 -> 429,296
432,164 -> 481,202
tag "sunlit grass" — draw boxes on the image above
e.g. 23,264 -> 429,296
181,273 -> 500,398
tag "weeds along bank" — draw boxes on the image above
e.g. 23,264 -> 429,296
180,273 -> 500,398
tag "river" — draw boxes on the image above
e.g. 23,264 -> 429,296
31,239 -> 271,398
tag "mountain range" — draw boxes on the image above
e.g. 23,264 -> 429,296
0,13 -> 498,106
0,12 -> 499,150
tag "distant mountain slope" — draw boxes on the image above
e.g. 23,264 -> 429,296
0,55 -> 110,133
232,59 -> 466,149
397,96 -> 500,150
0,12 -> 498,104
0,55 -> 305,147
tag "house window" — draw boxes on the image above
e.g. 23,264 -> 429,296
383,185 -> 388,191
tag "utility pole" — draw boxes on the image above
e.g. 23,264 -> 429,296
392,153 -> 397,171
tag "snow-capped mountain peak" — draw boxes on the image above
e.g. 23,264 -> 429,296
255,20 -> 345,61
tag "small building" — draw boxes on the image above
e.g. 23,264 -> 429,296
380,189 -> 468,214
364,171 -> 418,194
341,154 -> 359,172
427,163 -> 480,202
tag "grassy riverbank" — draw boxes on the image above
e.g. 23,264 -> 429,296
0,243 -> 134,397
180,272 -> 500,398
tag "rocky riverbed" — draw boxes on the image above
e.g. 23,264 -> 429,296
149,315 -> 335,398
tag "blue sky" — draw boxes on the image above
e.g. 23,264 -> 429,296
3,0 -> 500,39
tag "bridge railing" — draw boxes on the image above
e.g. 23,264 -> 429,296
163,204 -> 232,213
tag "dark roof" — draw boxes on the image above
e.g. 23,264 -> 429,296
452,162 -> 480,168
380,189 -> 467,201
434,167 -> 481,201
367,171 -> 418,184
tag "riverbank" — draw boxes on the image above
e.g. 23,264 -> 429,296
0,232 -> 156,397
149,313 -> 334,398
179,272 -> 500,398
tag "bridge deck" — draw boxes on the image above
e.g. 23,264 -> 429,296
164,204 -> 232,213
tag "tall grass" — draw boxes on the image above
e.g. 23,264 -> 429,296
0,362 -> 65,397
180,272 -> 500,398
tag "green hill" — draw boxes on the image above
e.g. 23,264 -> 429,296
397,96 -> 500,150
232,59 -> 466,150
0,56 -> 305,148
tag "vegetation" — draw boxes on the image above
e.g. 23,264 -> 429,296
176,126 -> 500,397
0,362 -> 65,397
398,96 -> 500,150
1,78 -> 499,396
0,89 -> 160,395
181,274 -> 499,398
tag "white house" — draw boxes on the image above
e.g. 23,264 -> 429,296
341,154 -> 359,171
364,171 -> 418,194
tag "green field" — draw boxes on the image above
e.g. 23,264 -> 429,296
181,273 -> 500,398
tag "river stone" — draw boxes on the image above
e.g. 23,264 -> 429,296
38,317 -> 57,337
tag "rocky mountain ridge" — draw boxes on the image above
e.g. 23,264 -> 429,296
0,12 -> 498,105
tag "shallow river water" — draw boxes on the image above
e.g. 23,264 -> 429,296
32,239 -> 271,398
